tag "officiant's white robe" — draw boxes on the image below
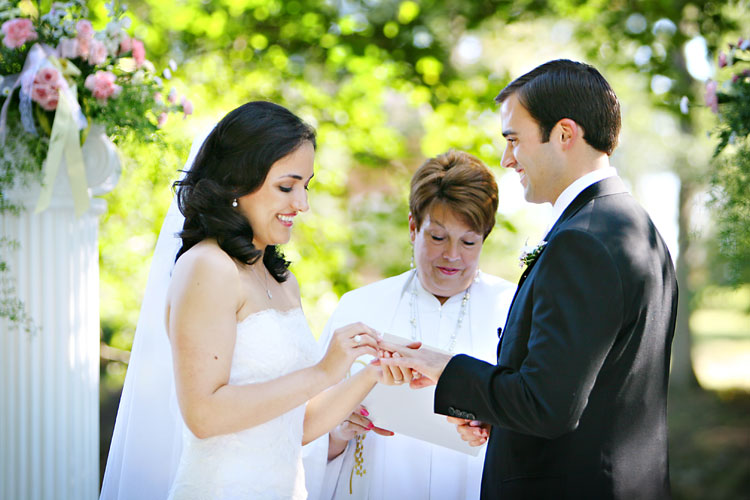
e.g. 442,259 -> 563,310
310,270 -> 514,500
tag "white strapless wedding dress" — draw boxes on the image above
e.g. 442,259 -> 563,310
167,308 -> 320,500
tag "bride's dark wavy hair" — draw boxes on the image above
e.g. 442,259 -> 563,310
174,101 -> 316,282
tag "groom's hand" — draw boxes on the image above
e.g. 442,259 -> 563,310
376,348 -> 418,385
447,417 -> 490,447
377,340 -> 452,387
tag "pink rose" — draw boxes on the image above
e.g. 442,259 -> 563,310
31,83 -> 58,110
85,71 -> 122,101
76,20 -> 94,40
88,39 -> 108,66
31,67 -> 62,111
75,20 -> 94,58
57,37 -> 79,59
119,35 -> 132,55
77,36 -> 90,58
1,18 -> 38,49
157,112 -> 168,128
34,67 -> 62,89
181,97 -> 193,117
131,38 -> 145,68
704,80 -> 718,114
718,51 -> 727,68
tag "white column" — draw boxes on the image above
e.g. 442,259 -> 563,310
0,125 -> 120,500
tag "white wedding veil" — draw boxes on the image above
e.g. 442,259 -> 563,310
99,129 -> 211,500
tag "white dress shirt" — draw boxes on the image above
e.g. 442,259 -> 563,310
547,166 -> 618,235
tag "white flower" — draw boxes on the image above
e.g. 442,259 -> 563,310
518,240 -> 548,268
679,96 -> 689,115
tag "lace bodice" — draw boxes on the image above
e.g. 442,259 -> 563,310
167,308 -> 319,500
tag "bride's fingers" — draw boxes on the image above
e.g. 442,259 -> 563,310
392,352 -> 412,383
380,352 -> 396,385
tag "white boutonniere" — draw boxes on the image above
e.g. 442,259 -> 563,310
519,239 -> 547,268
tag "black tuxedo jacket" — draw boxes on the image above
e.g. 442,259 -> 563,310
435,177 -> 677,499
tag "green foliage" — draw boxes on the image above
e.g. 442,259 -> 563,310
708,40 -> 750,286
710,143 -> 750,286
0,237 -> 34,332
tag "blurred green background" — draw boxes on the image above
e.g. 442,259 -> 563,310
86,1 -> 750,498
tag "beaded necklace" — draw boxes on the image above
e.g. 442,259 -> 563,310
408,270 -> 472,353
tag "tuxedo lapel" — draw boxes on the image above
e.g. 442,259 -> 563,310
498,176 -> 628,355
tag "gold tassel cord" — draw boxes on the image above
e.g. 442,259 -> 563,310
349,434 -> 366,494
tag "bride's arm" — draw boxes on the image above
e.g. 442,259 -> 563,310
167,245 -> 378,439
301,364 -> 380,445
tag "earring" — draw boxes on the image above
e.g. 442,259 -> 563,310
232,199 -> 238,208
410,252 -> 414,269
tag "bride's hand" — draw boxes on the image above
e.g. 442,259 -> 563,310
317,322 -> 380,383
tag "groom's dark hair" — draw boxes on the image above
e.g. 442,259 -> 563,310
495,59 -> 621,155
174,101 -> 316,281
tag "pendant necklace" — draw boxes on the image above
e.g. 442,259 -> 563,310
251,263 -> 273,300
408,270 -> 472,353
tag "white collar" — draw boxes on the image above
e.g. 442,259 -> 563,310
548,166 -> 618,232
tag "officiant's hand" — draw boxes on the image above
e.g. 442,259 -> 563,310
328,405 -> 394,460
447,417 -> 490,447
377,341 -> 452,388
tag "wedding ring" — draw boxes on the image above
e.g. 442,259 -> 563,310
353,334 -> 362,345
394,380 -> 404,384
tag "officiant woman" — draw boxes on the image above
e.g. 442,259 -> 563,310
313,150 -> 515,500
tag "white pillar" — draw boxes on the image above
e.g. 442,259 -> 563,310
1,125 -> 120,500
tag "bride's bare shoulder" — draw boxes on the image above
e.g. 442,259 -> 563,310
171,240 -> 239,288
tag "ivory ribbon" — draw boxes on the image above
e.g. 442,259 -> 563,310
34,84 -> 89,216
28,46 -> 89,215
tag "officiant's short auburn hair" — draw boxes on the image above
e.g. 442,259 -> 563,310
410,150 -> 498,240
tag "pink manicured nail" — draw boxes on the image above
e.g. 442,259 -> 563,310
360,408 -> 370,417
367,422 -> 374,430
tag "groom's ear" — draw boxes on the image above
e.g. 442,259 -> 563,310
556,118 -> 580,151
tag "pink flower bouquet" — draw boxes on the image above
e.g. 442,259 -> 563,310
0,0 -> 192,179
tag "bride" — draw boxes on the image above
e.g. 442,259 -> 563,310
100,101 -> 383,499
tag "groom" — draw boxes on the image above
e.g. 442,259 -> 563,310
382,60 -> 677,499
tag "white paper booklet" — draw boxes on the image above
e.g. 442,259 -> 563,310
360,333 -> 482,456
